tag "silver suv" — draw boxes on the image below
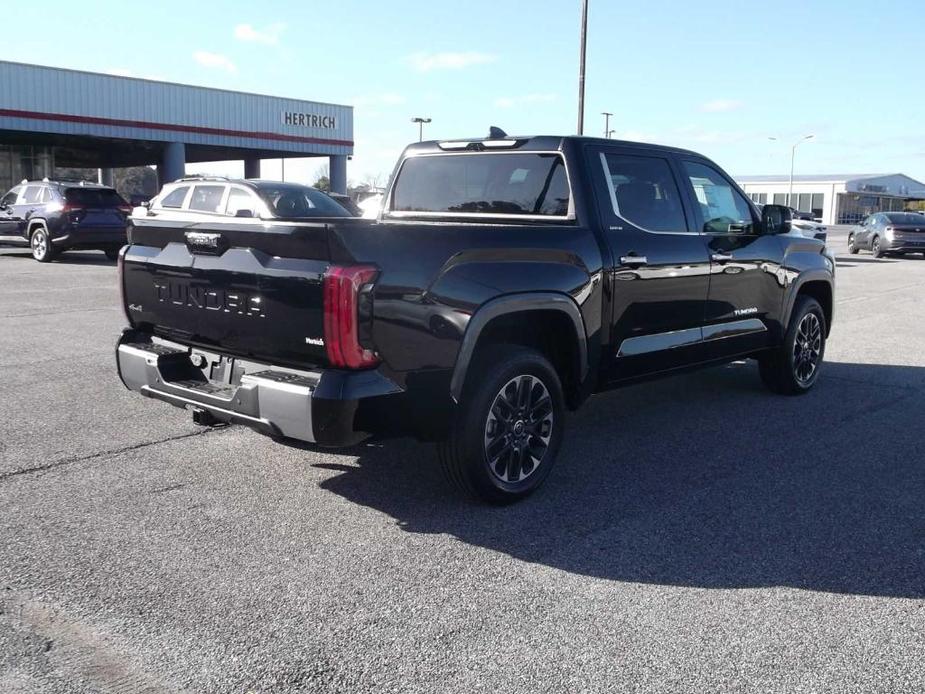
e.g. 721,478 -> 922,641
133,176 -> 351,223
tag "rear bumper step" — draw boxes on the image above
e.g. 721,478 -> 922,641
115,330 -> 402,446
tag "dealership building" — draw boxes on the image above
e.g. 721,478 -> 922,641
0,61 -> 353,194
735,173 -> 925,225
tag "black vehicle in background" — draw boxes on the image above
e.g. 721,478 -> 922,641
326,191 -> 362,216
848,211 -> 925,257
0,179 -> 130,261
116,133 -> 835,502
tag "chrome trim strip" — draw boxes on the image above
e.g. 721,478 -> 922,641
616,318 -> 766,357
702,318 -> 766,342
617,326 -> 702,357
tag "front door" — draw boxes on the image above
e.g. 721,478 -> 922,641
679,159 -> 786,355
0,186 -> 23,238
590,147 -> 712,381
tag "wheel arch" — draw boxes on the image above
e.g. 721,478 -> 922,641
786,275 -> 833,336
450,293 -> 589,407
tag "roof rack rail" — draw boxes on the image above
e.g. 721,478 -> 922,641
176,174 -> 231,182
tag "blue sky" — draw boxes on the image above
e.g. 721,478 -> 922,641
4,0 -> 924,185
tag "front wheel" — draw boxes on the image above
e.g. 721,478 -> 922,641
438,346 -> 565,503
871,235 -> 885,258
759,295 -> 826,395
847,233 -> 859,254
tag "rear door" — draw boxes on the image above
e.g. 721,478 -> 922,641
590,146 -> 712,381
678,158 -> 784,355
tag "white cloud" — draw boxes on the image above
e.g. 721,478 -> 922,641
495,93 -> 557,109
193,51 -> 237,73
700,99 -> 744,113
233,22 -> 285,45
406,51 -> 496,72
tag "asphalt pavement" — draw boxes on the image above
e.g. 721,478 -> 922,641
1,229 -> 923,693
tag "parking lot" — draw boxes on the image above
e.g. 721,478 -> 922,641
1,227 -> 923,693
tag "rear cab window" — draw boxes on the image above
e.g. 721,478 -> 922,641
389,152 -> 571,218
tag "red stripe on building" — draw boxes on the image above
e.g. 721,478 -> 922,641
0,108 -> 353,148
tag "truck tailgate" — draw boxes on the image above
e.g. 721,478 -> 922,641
122,221 -> 334,367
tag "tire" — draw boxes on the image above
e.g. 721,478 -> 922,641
847,233 -> 859,254
871,236 -> 885,258
759,295 -> 826,395
104,248 -> 120,261
438,345 -> 565,503
30,226 -> 55,262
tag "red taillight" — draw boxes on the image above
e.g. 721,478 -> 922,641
323,265 -> 379,369
62,203 -> 85,213
118,205 -> 132,215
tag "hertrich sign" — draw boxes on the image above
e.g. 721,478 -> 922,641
282,111 -> 337,129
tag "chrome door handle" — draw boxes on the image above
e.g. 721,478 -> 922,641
711,253 -> 734,263
619,255 -> 648,267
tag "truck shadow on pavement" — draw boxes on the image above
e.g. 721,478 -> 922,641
315,360 -> 925,599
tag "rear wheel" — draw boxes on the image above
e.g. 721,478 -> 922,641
30,226 -> 55,263
759,295 -> 826,395
438,345 -> 565,503
847,233 -> 859,254
871,235 -> 885,258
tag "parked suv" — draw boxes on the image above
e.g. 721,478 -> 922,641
0,179 -> 130,261
133,176 -> 351,222
117,134 -> 835,502
848,212 -> 925,257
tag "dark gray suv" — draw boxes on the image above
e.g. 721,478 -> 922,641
847,212 -> 925,258
0,179 -> 130,262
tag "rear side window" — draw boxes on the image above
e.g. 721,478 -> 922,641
22,186 -> 42,204
64,188 -> 126,207
189,185 -> 226,213
391,153 -> 571,217
599,153 -> 687,232
160,186 -> 190,209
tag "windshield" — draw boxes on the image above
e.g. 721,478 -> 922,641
886,212 -> 925,224
256,184 -> 351,218
391,152 -> 571,217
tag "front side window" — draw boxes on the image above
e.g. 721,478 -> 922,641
189,185 -> 226,213
599,152 -> 687,232
2,187 -> 21,206
683,161 -> 756,234
391,153 -> 570,217
160,186 -> 189,209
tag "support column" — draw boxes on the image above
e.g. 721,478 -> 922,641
329,155 -> 347,195
99,167 -> 114,187
159,142 -> 186,184
243,157 -> 261,179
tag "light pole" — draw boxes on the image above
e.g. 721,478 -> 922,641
606,129 -> 615,139
577,0 -> 588,135
411,117 -> 431,142
771,134 -> 814,207
602,111 -> 612,138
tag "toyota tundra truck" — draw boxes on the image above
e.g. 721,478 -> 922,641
116,133 -> 835,502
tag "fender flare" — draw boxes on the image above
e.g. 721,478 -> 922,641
782,269 -> 834,331
449,292 -> 589,403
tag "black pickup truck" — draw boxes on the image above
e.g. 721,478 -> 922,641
116,133 -> 835,502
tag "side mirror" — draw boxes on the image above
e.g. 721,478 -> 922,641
761,204 -> 792,235
234,208 -> 255,218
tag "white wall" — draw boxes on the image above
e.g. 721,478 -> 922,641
736,181 -> 844,225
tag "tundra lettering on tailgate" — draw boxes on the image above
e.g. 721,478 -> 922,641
152,278 -> 266,318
